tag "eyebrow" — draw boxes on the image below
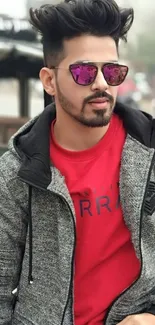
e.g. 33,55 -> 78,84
73,60 -> 119,64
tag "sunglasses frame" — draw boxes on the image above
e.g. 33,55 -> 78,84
69,62 -> 129,87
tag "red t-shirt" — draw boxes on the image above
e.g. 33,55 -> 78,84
50,114 -> 140,325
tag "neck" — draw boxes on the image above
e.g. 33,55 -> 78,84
53,111 -> 110,152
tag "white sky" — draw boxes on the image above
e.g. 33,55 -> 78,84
0,0 -> 26,18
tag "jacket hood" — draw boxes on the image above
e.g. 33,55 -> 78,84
8,101 -> 155,190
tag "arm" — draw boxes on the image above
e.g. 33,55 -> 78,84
0,169 -> 28,324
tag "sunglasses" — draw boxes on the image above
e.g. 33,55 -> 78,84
51,62 -> 129,87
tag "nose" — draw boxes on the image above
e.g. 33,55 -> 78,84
91,69 -> 109,92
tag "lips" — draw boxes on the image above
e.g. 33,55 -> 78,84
89,98 -> 109,103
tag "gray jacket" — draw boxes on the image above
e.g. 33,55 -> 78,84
1,103 -> 155,325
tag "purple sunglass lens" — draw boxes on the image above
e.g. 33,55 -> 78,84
103,64 -> 128,86
70,64 -> 97,85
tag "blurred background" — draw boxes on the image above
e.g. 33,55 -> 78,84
0,0 -> 155,150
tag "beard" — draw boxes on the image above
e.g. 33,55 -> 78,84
56,82 -> 115,128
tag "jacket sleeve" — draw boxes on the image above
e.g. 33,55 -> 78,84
0,169 -> 28,324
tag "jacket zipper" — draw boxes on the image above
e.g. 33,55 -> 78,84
60,197 -> 76,325
104,151 -> 155,325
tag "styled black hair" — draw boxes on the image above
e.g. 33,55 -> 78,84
30,0 -> 134,67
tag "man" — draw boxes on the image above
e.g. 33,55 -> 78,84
0,0 -> 155,324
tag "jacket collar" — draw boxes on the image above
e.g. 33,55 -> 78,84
13,102 -> 154,190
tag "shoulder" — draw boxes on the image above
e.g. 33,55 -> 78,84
115,102 -> 155,148
0,150 -> 28,206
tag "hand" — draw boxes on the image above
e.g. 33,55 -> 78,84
117,314 -> 155,325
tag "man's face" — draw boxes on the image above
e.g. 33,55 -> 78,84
42,35 -> 120,128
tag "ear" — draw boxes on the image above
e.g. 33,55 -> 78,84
39,67 -> 56,96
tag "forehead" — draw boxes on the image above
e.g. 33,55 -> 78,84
61,35 -> 118,65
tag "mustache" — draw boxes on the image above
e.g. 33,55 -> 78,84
83,91 -> 114,106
